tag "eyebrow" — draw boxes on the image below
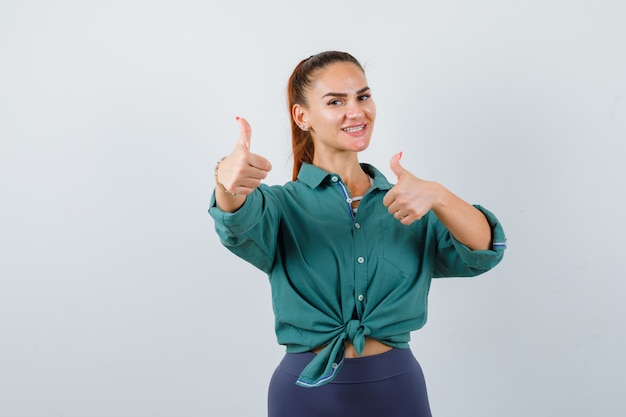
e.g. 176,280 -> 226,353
322,86 -> 370,98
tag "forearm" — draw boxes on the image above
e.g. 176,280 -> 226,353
214,187 -> 246,213
432,186 -> 492,251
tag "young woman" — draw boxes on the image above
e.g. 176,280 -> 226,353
210,51 -> 506,417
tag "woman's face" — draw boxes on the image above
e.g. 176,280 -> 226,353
296,62 -> 376,157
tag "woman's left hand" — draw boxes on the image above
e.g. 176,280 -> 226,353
382,152 -> 444,225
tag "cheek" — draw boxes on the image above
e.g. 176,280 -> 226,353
366,104 -> 376,119
320,112 -> 343,128
313,109 -> 335,123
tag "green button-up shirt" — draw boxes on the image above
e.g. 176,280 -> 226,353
209,163 -> 506,387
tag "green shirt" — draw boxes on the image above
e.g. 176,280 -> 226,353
209,163 -> 506,387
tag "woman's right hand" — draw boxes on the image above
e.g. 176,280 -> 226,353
214,117 -> 272,212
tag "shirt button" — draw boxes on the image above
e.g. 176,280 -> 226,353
332,362 -> 339,369
357,294 -> 365,302
346,198 -> 353,204
331,176 -> 339,182
354,223 -> 361,229
357,257 -> 365,264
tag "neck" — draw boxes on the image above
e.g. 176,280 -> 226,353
312,153 -> 369,195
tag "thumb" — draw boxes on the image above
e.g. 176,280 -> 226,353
390,151 -> 406,180
236,116 -> 252,150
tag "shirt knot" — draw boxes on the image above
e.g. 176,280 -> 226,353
295,320 -> 372,388
345,319 -> 371,355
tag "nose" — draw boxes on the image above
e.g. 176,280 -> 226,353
346,102 -> 364,119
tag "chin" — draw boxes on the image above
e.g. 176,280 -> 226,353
351,138 -> 371,152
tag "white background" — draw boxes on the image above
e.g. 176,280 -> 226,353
1,1 -> 625,416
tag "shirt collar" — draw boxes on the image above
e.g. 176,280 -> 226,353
296,162 -> 393,191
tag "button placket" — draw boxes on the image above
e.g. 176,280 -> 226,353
351,195 -> 368,320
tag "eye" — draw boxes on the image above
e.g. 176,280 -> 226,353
327,99 -> 343,106
359,94 -> 371,101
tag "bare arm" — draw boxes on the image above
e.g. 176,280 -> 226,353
430,187 -> 491,250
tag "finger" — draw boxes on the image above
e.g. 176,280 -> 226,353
236,116 -> 252,150
399,214 -> 414,225
239,164 -> 270,182
389,151 -> 405,180
382,189 -> 395,208
386,200 -> 401,215
248,153 -> 273,172
238,176 -> 264,189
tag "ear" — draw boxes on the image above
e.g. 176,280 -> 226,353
292,104 -> 309,130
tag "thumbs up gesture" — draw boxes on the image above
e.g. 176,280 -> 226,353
382,152 -> 444,225
215,117 -> 272,202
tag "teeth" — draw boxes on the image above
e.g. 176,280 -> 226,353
343,126 -> 364,133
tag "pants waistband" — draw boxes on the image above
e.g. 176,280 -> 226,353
277,347 -> 419,384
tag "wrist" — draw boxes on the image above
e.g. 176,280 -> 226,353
215,157 -> 236,196
430,182 -> 450,213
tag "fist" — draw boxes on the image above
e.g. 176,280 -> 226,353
383,152 -> 442,225
216,117 -> 273,196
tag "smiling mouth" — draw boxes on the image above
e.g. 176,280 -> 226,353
343,125 -> 365,133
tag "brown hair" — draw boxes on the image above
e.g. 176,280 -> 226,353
287,51 -> 365,180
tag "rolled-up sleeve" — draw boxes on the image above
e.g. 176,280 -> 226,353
433,205 -> 507,277
208,185 -> 280,273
